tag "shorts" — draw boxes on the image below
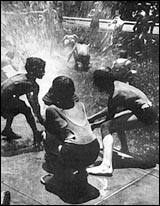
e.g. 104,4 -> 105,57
59,139 -> 99,170
75,54 -> 90,67
1,98 -> 29,119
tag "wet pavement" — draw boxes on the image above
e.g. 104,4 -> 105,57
1,148 -> 159,205
1,54 -> 159,205
1,15 -> 159,205
1,49 -> 159,205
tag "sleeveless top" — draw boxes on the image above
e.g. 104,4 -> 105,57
52,103 -> 96,145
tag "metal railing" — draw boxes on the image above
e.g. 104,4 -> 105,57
63,16 -> 159,26
63,16 -> 159,34
1,11 -> 159,34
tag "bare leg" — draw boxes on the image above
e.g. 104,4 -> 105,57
2,115 -> 21,141
86,124 -> 113,176
108,111 -> 146,153
87,111 -> 146,176
117,130 -> 129,154
2,115 -> 14,134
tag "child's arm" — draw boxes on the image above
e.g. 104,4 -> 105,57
45,107 -> 68,143
63,35 -> 68,42
88,107 -> 108,123
87,9 -> 95,18
90,119 -> 107,130
67,44 -> 76,62
26,84 -> 44,125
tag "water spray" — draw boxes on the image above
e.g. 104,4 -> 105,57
1,4 -> 73,114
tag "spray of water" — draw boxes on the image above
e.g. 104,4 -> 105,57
1,5 -> 73,112
1,2 -> 119,112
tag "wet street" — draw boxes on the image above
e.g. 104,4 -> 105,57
1,3 -> 159,204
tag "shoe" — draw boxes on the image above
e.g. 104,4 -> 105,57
1,129 -> 21,141
1,191 -> 11,205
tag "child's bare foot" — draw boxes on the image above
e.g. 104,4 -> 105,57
86,163 -> 113,176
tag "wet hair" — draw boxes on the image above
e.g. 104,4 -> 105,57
93,69 -> 116,91
43,76 -> 79,109
25,57 -> 45,76
52,76 -> 75,98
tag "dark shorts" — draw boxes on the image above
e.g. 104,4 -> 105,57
101,107 -> 157,136
1,98 -> 29,119
75,54 -> 90,63
74,54 -> 90,70
43,138 -> 100,174
60,139 -> 99,170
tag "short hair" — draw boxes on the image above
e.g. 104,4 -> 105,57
51,76 -> 75,98
93,69 -> 116,90
42,76 -> 79,108
25,57 -> 45,75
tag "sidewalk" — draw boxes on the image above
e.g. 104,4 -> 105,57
1,149 -> 159,205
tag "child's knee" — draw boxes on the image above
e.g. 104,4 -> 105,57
106,134 -> 114,143
101,121 -> 111,137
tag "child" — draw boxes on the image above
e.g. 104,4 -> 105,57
67,38 -> 90,71
63,29 -> 79,49
41,76 -> 100,195
87,70 -> 157,176
1,57 -> 46,145
111,50 -> 137,84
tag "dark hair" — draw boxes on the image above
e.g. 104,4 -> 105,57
52,76 -> 75,98
93,70 -> 116,91
43,76 -> 78,109
25,57 -> 45,75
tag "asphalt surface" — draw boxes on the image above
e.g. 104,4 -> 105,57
1,146 -> 159,205
1,101 -> 159,205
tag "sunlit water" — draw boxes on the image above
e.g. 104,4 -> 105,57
1,8 -> 115,113
1,10 -> 75,113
